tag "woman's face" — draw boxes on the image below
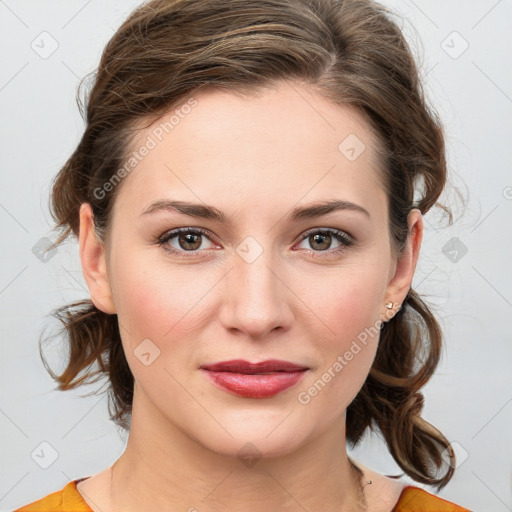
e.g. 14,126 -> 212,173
80,81 -> 422,458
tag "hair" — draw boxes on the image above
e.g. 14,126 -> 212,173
42,0 -> 458,491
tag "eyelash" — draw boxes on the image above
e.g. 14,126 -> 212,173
157,227 -> 355,259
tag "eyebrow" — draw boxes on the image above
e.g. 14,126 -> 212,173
140,198 -> 370,223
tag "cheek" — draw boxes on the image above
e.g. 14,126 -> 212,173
109,252 -> 220,382
299,261 -> 387,345
293,264 -> 386,412
111,251 -> 203,337
110,256 -> 203,399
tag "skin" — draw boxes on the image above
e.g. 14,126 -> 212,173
77,80 -> 423,512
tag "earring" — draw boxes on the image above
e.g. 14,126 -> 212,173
385,301 -> 394,309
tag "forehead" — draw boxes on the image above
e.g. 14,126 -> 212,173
113,81 -> 387,221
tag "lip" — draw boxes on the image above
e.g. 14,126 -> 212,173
200,359 -> 309,373
200,359 -> 309,398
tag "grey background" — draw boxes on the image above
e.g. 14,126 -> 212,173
1,1 -> 511,511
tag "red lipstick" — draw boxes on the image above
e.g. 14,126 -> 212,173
200,359 -> 308,398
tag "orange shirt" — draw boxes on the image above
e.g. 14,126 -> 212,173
14,479 -> 471,511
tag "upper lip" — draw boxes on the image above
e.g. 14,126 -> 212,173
200,359 -> 309,374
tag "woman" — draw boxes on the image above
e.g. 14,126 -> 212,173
15,0 -> 470,510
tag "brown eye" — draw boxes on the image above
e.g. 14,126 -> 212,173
308,233 -> 332,251
296,228 -> 354,257
178,232 -> 202,251
158,227 -> 216,255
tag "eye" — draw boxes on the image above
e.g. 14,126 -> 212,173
157,226 -> 355,259
158,227 -> 217,256
295,228 -> 354,257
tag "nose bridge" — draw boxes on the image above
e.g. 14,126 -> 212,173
221,235 -> 291,338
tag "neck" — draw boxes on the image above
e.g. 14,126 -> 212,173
108,397 -> 371,512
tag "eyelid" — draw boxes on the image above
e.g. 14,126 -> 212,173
294,227 -> 355,257
298,227 -> 354,244
157,227 -> 218,254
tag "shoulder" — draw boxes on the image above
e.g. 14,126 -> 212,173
393,485 -> 471,511
354,462 -> 470,512
13,480 -> 91,512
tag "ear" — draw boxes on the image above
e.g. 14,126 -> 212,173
79,202 -> 117,314
383,208 -> 423,316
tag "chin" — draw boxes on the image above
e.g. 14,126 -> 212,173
190,413 -> 315,462
206,435 -> 307,463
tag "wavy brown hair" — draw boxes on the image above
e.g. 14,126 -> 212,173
41,0 -> 458,490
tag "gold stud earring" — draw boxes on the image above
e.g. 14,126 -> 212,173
385,301 -> 394,309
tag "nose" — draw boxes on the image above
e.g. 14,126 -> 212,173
219,247 -> 293,340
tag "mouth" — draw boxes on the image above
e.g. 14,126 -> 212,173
200,359 -> 309,373
200,359 -> 309,398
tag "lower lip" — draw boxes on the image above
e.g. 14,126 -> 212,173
202,370 -> 308,398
